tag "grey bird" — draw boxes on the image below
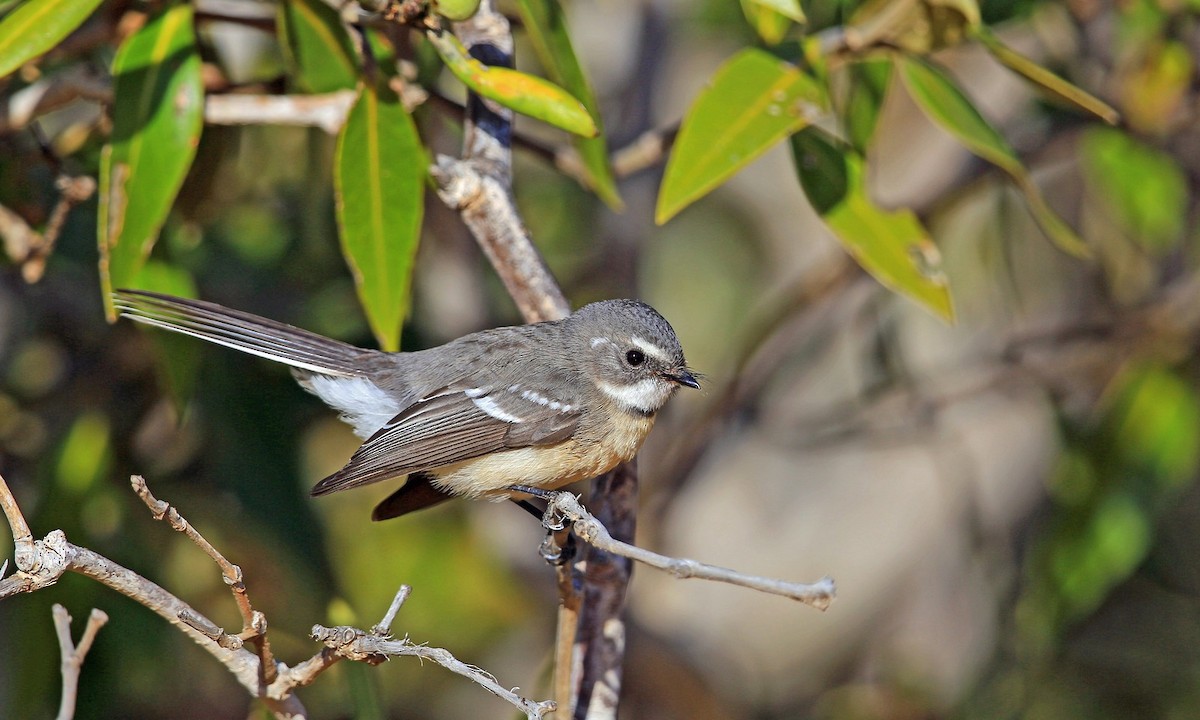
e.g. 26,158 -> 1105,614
113,290 -> 699,519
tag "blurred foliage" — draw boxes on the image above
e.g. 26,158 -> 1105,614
0,0 -> 1199,719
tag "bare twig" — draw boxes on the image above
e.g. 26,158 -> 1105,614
52,604 -> 109,720
0,473 -> 34,575
609,124 -> 679,180
131,475 -> 278,684
204,91 -> 357,134
0,174 -> 96,283
308,582 -> 556,718
546,493 -> 837,610
372,583 -> 412,635
0,474 -> 306,718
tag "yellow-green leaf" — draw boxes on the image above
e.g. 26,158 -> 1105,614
1080,128 -> 1186,254
514,0 -> 621,209
898,55 -> 1089,258
0,0 -> 104,79
335,81 -> 426,351
277,0 -> 359,93
740,0 -> 800,45
849,0 -> 980,54
425,28 -> 597,138
98,3 -> 204,320
1117,39 -> 1192,135
975,28 -> 1118,125
656,49 -> 825,225
792,128 -> 954,321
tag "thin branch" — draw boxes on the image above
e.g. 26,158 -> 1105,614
546,493 -> 837,610
52,604 -> 109,720
292,582 -> 555,718
0,174 -> 96,283
0,473 -> 34,575
312,623 -> 556,719
131,475 -> 278,684
372,583 -> 412,635
609,124 -> 679,180
204,91 -> 358,135
0,474 -> 307,719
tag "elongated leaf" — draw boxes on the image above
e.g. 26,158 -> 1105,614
278,0 -> 358,93
98,3 -> 204,320
425,28 -> 596,138
515,0 -> 621,209
0,0 -> 104,79
842,58 -> 892,153
898,55 -> 1089,258
656,49 -> 825,224
335,81 -> 426,351
792,128 -> 954,321
975,28 -> 1118,125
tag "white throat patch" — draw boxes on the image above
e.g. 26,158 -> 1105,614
596,377 -> 673,413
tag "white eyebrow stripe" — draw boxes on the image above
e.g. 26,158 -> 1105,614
630,335 -> 670,362
470,394 -> 523,423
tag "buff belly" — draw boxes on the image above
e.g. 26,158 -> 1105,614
430,413 -> 656,498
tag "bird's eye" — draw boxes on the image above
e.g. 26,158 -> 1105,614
625,349 -> 646,367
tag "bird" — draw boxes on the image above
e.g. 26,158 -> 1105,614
112,290 -> 699,520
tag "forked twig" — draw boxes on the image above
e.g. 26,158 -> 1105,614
546,492 -> 837,610
52,604 -> 109,720
306,584 -> 557,719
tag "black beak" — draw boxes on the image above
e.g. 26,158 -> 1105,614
669,370 -> 701,390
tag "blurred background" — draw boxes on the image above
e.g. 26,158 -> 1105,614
3,0 -> 1200,718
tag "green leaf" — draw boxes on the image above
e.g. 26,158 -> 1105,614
514,0 -> 621,209
56,410 -> 111,494
425,28 -> 597,138
277,0 -> 359,93
0,0 -> 104,79
1080,128 -> 1186,254
842,58 -> 892,153
335,81 -> 426,352
98,3 -> 204,320
740,0 -> 801,46
129,260 -> 200,411
1111,365 -> 1200,492
792,128 -> 954,321
974,28 -> 1119,125
656,49 -> 825,225
898,55 -> 1090,258
747,0 -> 805,22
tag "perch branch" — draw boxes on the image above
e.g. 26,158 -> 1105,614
546,492 -> 837,610
52,604 -> 109,720
309,583 -> 557,719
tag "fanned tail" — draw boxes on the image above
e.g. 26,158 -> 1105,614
113,289 -> 367,377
